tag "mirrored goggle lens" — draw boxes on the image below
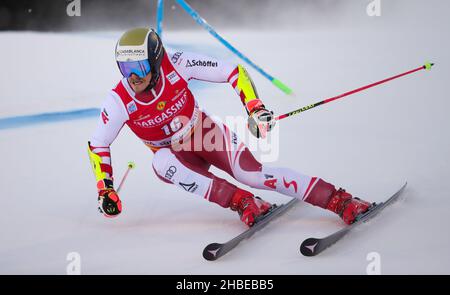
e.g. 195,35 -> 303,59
118,60 -> 151,78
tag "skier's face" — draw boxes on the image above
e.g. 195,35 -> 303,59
128,72 -> 152,93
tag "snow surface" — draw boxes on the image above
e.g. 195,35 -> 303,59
1,1 -> 450,274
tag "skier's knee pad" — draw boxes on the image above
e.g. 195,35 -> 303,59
233,169 -> 263,189
229,147 -> 264,188
152,148 -> 176,179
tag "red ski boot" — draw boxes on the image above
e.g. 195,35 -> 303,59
230,189 -> 272,227
326,188 -> 372,225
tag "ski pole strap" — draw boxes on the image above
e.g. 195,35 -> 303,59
275,63 -> 434,121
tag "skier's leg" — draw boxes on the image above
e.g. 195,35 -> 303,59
191,114 -> 328,202
152,147 -> 270,226
152,147 -> 238,208
234,148 -> 371,224
193,114 -> 370,224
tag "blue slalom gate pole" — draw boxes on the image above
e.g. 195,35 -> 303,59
174,0 -> 293,95
156,0 -> 164,38
0,108 -> 100,130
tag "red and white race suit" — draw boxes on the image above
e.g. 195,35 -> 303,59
89,50 -> 335,209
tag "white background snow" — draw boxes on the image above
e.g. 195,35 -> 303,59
0,0 -> 449,274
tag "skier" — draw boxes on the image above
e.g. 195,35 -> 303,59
88,28 -> 372,227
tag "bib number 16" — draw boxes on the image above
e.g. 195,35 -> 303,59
161,117 -> 182,136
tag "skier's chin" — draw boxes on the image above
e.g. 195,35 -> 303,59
129,78 -> 149,92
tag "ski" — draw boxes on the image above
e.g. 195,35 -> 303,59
300,182 -> 407,257
203,197 -> 298,261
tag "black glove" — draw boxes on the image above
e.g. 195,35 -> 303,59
98,189 -> 122,217
97,179 -> 122,218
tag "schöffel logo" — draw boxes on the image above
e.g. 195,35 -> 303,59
186,59 -> 218,68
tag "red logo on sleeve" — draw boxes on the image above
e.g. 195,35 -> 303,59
101,109 -> 109,124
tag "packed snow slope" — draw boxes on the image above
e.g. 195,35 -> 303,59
0,1 -> 449,274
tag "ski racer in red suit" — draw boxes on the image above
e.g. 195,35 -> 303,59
88,28 -> 372,227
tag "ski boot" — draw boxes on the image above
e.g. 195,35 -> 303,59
230,189 -> 272,227
326,188 -> 372,224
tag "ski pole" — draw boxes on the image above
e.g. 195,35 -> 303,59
156,0 -> 164,38
175,0 -> 293,95
116,161 -> 136,193
275,62 -> 434,121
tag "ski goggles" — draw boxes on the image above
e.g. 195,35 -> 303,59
117,60 -> 151,78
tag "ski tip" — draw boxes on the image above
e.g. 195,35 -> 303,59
300,238 -> 320,257
401,181 -> 408,190
203,243 -> 223,261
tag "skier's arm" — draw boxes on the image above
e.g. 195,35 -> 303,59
227,64 -> 266,115
170,51 -> 266,115
88,92 -> 128,217
223,61 -> 276,138
171,51 -> 274,138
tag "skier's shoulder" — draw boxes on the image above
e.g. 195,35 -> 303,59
167,48 -> 235,81
111,78 -> 127,95
167,48 -> 205,60
110,78 -> 136,105
100,80 -> 130,120
166,49 -> 194,80
167,49 -> 221,67
167,49 -> 186,66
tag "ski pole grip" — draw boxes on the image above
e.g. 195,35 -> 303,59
424,62 -> 434,70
